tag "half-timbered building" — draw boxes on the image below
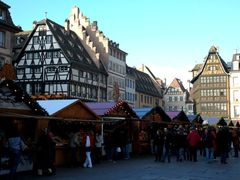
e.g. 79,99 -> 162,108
14,18 -> 108,102
191,46 -> 230,119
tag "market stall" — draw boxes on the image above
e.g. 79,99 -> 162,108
86,101 -> 139,158
0,80 -> 48,175
37,99 -> 101,166
171,110 -> 190,126
137,106 -> 172,154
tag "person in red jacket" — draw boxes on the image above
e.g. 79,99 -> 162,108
187,127 -> 201,162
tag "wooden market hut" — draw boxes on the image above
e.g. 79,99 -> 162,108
37,99 -> 101,166
191,114 -> 203,126
135,106 -> 171,154
236,122 -> 240,128
142,106 -> 171,124
141,106 -> 172,142
228,120 -> 234,128
171,110 -> 190,125
85,101 -> 139,155
0,80 -> 48,174
216,117 -> 227,127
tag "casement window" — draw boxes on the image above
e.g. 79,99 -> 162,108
27,53 -> 33,59
35,84 -> 41,93
39,26 -> 46,36
0,9 -> 6,20
0,31 -> 6,48
46,67 -> 56,73
17,68 -> 25,74
59,66 -> 68,72
32,36 -> 38,44
34,52 -> 39,59
53,51 -> 60,58
46,52 -> 51,59
46,35 -> 53,44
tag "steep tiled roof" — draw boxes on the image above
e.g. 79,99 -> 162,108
166,78 -> 186,93
14,18 -> 105,74
85,101 -> 138,118
0,1 -> 21,32
191,63 -> 202,72
126,66 -> 161,97
191,46 -> 229,84
46,19 -> 100,73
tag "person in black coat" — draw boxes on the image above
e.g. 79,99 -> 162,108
154,128 -> 164,162
216,127 -> 230,164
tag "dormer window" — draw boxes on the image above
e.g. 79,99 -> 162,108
0,9 -> 6,21
16,37 -> 24,45
39,26 -> 46,36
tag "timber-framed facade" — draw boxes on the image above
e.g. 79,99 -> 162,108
14,19 -> 108,102
191,46 -> 230,118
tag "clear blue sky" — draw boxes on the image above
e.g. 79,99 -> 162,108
4,0 -> 240,87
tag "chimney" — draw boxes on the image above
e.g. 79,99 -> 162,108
64,19 -> 70,31
92,21 -> 98,30
142,64 -> 145,71
32,21 -> 37,29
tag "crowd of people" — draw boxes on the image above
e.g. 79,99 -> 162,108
151,124 -> 240,165
1,122 -> 240,179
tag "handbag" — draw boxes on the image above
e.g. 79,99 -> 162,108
116,147 -> 121,153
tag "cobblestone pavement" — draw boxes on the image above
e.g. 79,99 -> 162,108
6,154 -> 240,180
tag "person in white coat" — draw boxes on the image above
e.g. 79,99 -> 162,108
83,132 -> 92,168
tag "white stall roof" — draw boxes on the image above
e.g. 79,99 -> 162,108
37,99 -> 78,115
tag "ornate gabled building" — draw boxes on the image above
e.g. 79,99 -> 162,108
191,46 -> 230,119
66,6 -> 127,101
0,1 -> 21,80
13,18 -> 108,101
164,78 -> 193,114
126,66 -> 162,108
229,51 -> 240,121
